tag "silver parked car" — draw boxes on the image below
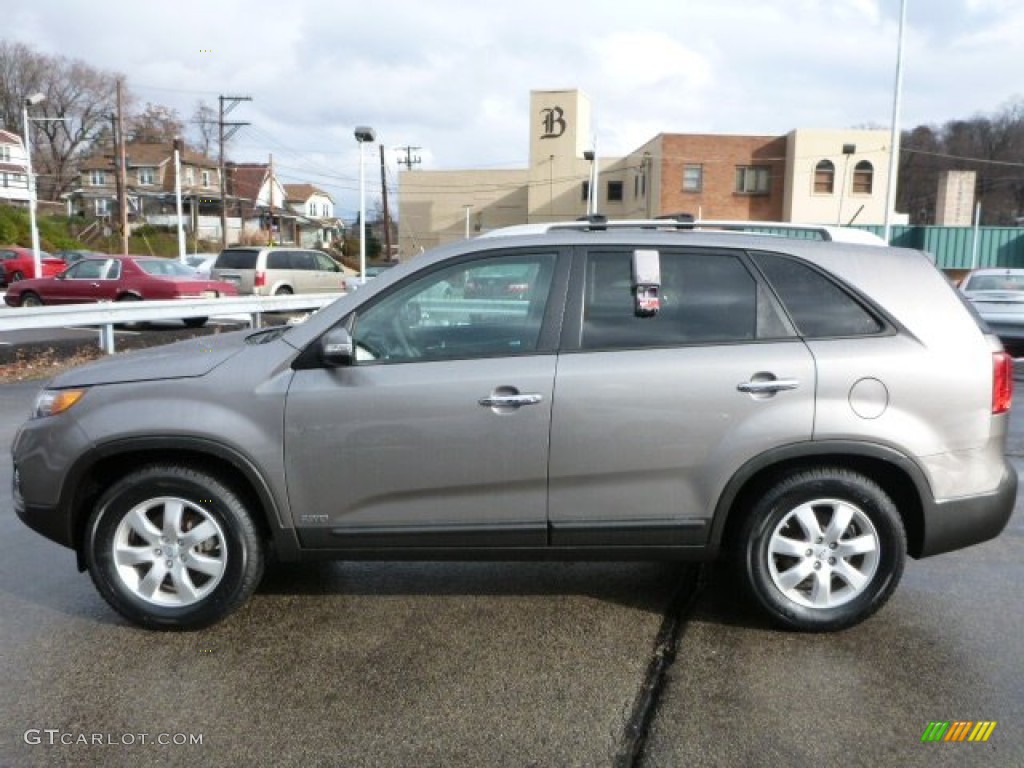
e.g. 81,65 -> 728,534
12,219 -> 1016,631
960,267 -> 1024,354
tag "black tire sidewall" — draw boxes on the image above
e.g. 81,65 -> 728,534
742,470 -> 906,632
84,466 -> 263,630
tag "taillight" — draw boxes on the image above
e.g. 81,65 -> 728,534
993,351 -> 1013,414
254,270 -> 265,288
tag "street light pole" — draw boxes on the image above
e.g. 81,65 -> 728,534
23,92 -> 45,280
354,126 -> 376,283
883,0 -> 908,244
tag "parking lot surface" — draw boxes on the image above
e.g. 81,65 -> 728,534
0,378 -> 1022,766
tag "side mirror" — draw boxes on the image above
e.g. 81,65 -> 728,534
320,327 -> 354,367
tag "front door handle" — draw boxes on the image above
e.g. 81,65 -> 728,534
478,393 -> 544,408
737,378 -> 800,394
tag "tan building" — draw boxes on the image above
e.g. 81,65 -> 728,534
398,89 -> 895,258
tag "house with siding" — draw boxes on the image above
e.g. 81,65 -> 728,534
66,140 -> 225,237
0,129 -> 31,205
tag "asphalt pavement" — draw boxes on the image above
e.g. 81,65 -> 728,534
0,376 -> 1022,767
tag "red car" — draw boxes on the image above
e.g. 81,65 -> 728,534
0,245 -> 66,285
3,255 -> 239,328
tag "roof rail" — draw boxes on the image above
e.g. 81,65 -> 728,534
479,218 -> 887,245
540,218 -> 886,244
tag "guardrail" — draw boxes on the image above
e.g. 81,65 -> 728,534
0,293 -> 345,354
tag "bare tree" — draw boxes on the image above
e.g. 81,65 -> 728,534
190,100 -> 217,157
0,41 -> 123,202
126,103 -> 184,143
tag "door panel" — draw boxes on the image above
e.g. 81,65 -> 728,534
284,356 -> 556,547
548,343 -> 815,545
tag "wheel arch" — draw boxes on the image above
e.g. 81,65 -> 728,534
65,436 -> 300,571
712,441 -> 929,560
115,290 -> 143,301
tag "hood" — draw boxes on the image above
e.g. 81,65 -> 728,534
50,328 -> 253,387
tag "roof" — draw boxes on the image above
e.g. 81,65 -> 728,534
79,142 -> 218,171
284,183 -> 330,202
228,163 -> 268,201
0,129 -> 23,146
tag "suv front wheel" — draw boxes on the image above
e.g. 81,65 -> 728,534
84,465 -> 265,630
739,468 -> 906,631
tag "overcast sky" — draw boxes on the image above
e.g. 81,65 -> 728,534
8,0 -> 1023,218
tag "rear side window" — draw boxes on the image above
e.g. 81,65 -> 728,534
267,251 -> 293,269
580,249 -> 787,350
753,252 -> 883,338
215,249 -> 258,269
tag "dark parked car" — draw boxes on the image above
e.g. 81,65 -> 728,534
0,245 -> 66,285
52,249 -> 105,266
3,255 -> 238,328
11,220 -> 1015,631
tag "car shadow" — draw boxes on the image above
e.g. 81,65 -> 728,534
257,559 -> 695,617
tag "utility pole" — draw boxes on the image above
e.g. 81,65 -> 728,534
379,144 -> 391,259
397,145 -> 421,171
116,79 -> 129,254
218,95 -> 252,248
268,153 -> 276,245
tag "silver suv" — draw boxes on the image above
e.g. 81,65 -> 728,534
12,219 -> 1016,631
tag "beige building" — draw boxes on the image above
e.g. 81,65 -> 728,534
784,129 -> 892,226
398,90 -> 897,258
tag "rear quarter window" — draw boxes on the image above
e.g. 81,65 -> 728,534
752,251 -> 883,338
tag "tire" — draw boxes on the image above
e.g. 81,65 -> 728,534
84,465 -> 265,630
738,468 -> 906,632
20,291 -> 43,307
10,270 -> 24,282
183,317 -> 208,328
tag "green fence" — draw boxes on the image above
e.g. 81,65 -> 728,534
857,225 -> 1024,270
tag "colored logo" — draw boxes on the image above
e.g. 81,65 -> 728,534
921,721 -> 997,742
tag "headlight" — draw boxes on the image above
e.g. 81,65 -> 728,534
32,388 -> 87,419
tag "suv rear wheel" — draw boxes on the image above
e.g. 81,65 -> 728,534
84,465 -> 264,630
739,468 -> 906,631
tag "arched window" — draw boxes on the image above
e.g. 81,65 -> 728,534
853,161 -> 874,194
814,159 -> 835,194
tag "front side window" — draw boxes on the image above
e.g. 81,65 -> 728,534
682,164 -> 703,192
89,170 -> 106,186
352,253 -> 557,363
0,146 -> 11,162
67,260 -> 107,280
94,198 -> 110,216
813,160 -> 835,194
314,252 -> 339,271
735,165 -> 770,195
580,250 -> 789,350
607,180 -> 623,202
201,170 -> 211,187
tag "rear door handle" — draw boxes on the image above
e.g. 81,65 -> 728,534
737,379 -> 800,394
478,393 -> 544,408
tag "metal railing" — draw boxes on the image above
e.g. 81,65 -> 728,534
0,293 -> 344,353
